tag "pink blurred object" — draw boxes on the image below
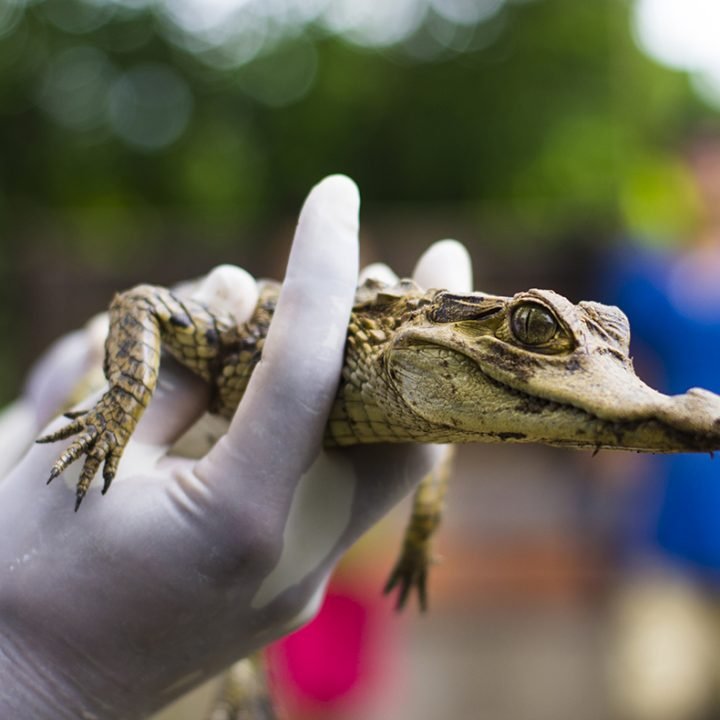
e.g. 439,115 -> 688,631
267,577 -> 403,718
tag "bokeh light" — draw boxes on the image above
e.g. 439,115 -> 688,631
234,38 -> 318,107
41,0 -> 115,34
0,0 -> 25,39
430,0 -> 504,26
36,45 -> 115,132
634,0 -> 720,107
3,0 -> 530,151
107,63 -> 193,150
322,0 -> 425,47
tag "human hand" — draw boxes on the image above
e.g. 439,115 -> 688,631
0,175 -> 471,719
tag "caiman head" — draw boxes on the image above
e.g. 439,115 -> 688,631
381,286 -> 720,452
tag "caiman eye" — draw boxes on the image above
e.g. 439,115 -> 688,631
510,303 -> 558,346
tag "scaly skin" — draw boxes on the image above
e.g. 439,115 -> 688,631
38,276 -> 720,603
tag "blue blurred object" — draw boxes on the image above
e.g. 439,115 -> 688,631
604,246 -> 720,575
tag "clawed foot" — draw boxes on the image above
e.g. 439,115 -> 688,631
384,540 -> 436,612
37,389 -> 134,510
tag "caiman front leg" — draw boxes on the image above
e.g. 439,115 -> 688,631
37,285 -> 230,510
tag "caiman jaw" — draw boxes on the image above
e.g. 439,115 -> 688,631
487,368 -> 720,453
386,288 -> 720,454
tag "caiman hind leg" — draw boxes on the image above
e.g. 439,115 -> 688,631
205,654 -> 278,720
384,445 -> 455,611
37,285 -> 231,509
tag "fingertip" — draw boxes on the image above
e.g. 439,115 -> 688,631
204,176 -> 362,479
307,174 -> 361,223
413,239 -> 473,292
84,313 -> 110,362
359,262 -> 399,286
288,174 -> 360,288
191,264 -> 259,325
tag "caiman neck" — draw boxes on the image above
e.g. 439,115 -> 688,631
325,285 -> 464,446
324,278 -> 420,445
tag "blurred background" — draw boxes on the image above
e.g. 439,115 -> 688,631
3,0 -> 720,718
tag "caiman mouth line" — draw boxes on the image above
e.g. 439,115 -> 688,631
397,337 -> 718,451
465,356 -> 719,453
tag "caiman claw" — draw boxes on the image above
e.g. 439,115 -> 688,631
384,539 -> 435,612
37,390 -> 132,510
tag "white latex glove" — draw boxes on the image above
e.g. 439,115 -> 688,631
0,175 -> 472,719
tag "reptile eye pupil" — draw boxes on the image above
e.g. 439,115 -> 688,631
511,303 -> 557,345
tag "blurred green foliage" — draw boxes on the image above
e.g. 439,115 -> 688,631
0,0 -> 717,401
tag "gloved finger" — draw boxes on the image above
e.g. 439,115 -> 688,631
272,243 -> 474,565
196,174 -> 360,489
187,264 -> 258,324
0,400 -> 37,479
410,240 -> 472,519
413,239 -> 473,292
339,241 -> 472,550
340,443 -> 442,544
0,326 -> 94,473
329,240 -> 473,528
130,361 -> 211,447
245,442 -> 442,613
24,326 -> 102,428
358,262 -> 399,285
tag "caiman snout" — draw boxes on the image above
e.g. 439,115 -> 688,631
631,386 -> 720,453
475,338 -> 720,454
392,287 -> 720,454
